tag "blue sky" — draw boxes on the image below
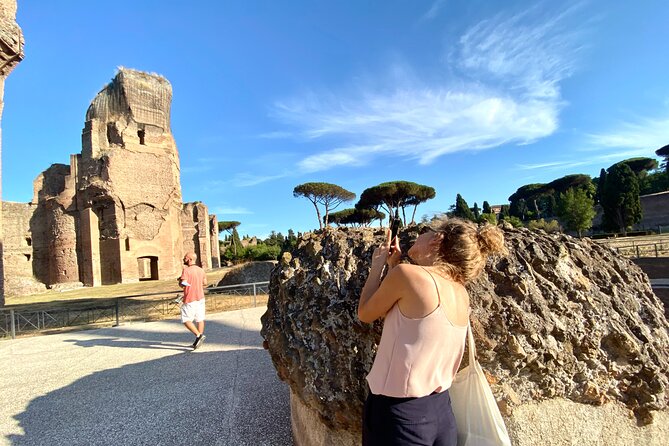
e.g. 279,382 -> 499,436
3,1 -> 668,239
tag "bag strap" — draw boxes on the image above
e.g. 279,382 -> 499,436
467,321 -> 477,365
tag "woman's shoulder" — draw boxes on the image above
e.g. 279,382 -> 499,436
390,263 -> 421,276
389,263 -> 436,285
418,266 -> 465,291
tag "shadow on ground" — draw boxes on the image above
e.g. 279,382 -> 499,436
60,318 -> 262,351
6,318 -> 293,446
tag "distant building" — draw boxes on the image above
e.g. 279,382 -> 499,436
636,191 -> 669,231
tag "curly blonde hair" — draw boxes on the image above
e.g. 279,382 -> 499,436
429,217 -> 507,284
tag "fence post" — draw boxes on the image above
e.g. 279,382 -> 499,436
636,246 -> 640,258
10,309 -> 16,339
253,283 -> 257,307
115,299 -> 120,326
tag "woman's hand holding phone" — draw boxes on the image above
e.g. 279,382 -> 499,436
387,228 -> 401,269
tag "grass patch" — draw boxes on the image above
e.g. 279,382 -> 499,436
5,267 -> 234,308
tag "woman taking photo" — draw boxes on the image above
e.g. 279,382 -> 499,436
358,217 -> 506,445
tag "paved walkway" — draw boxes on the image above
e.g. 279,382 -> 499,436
650,278 -> 669,287
0,306 -> 293,446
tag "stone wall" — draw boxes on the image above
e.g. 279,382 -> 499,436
1,201 -> 45,296
261,226 -> 669,445
182,202 -> 214,269
0,0 -> 24,305
209,214 -> 220,268
637,191 -> 669,230
77,68 -> 184,285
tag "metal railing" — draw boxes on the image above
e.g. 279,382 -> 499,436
0,281 -> 269,340
608,241 -> 669,258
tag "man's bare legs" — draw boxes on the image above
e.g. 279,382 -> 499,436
184,321 -> 205,336
183,321 -> 201,337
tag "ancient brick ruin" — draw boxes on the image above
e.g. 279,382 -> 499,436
0,0 -> 24,304
2,68 -> 220,296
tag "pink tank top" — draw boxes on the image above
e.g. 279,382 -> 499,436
366,270 -> 468,398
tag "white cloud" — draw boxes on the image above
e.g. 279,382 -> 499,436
517,160 -> 588,171
587,115 -> 669,151
258,131 -> 293,139
232,172 -> 289,187
270,5 -> 582,173
421,0 -> 448,22
515,109 -> 669,174
211,206 -> 253,215
516,148 -> 658,174
456,3 -> 582,99
298,145 -> 380,172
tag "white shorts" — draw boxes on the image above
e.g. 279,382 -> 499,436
180,299 -> 206,323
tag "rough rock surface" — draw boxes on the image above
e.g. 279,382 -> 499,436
261,226 -> 669,437
217,261 -> 277,286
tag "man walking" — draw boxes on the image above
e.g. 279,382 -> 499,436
179,252 -> 207,350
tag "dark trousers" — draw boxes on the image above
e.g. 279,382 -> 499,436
362,390 -> 457,446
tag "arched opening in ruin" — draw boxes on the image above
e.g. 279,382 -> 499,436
137,256 -> 159,281
92,198 -> 122,285
106,122 -> 123,146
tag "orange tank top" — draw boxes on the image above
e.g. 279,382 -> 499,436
366,269 -> 468,398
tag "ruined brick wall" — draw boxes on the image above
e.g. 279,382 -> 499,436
2,67 -> 217,296
1,201 -> 46,296
2,201 -> 34,278
637,191 -> 669,230
30,162 -> 80,287
77,68 -> 184,284
0,0 -> 23,304
181,202 -> 212,269
209,214 -> 221,268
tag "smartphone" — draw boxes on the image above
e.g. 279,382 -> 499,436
390,212 -> 401,240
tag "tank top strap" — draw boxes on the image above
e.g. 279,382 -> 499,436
419,266 -> 441,306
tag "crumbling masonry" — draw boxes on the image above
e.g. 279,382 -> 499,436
0,0 -> 24,304
2,68 -> 220,296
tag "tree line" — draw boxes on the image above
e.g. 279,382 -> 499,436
452,148 -> 668,236
217,220 -> 299,263
218,144 -> 668,263
292,145 -> 669,238
293,180 -> 436,229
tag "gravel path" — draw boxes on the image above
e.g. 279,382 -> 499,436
0,306 -> 292,446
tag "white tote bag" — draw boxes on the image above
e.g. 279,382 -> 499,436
449,322 -> 512,446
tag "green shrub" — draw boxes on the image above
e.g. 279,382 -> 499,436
221,245 -> 247,263
478,213 -> 498,225
527,218 -> 561,233
244,243 -> 281,261
504,216 -> 524,228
